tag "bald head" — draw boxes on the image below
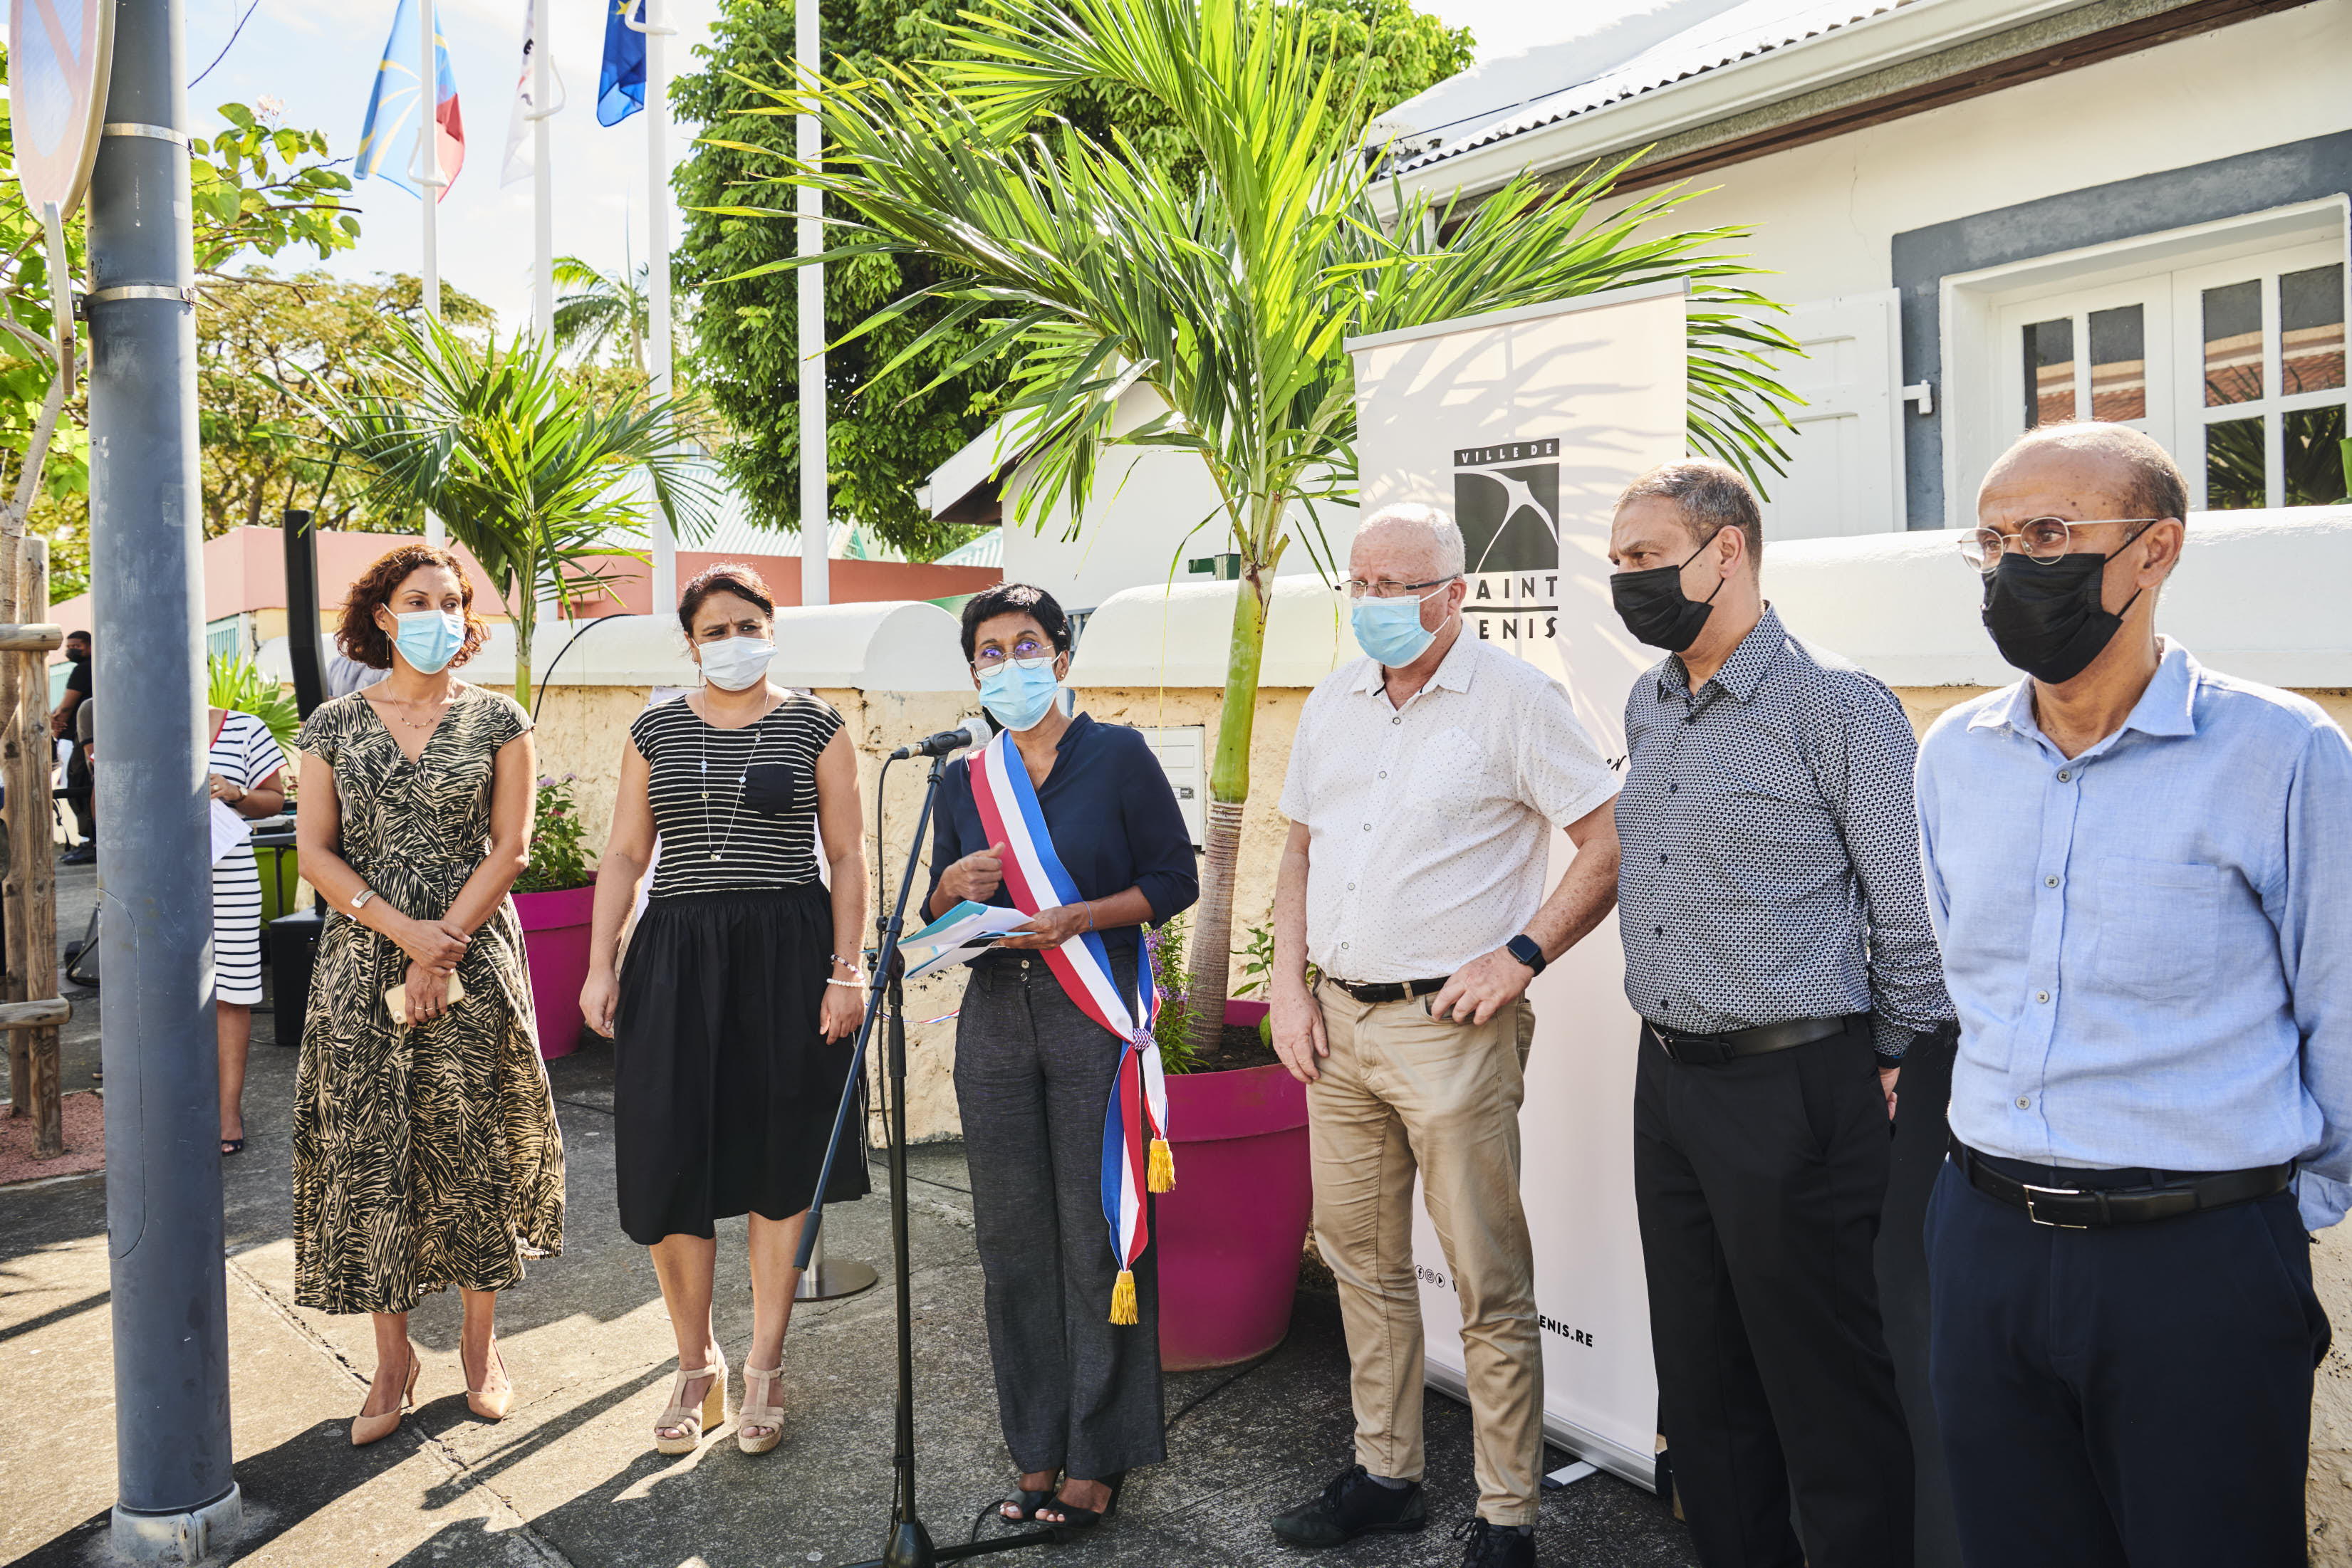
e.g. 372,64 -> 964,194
1351,503 -> 1466,582
1980,423 -> 2186,526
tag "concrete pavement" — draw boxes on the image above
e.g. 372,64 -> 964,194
2,866 -> 1699,1567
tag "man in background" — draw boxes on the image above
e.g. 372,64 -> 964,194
53,629 -> 93,864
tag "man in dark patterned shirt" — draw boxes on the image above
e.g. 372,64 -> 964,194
1607,460 -> 1953,1568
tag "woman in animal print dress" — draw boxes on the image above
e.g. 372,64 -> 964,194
292,543 -> 564,1446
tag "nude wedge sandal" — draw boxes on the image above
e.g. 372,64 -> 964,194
737,1362 -> 785,1455
350,1341 -> 420,1447
654,1348 -> 727,1456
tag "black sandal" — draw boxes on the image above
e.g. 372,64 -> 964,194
1039,1473 -> 1125,1530
220,1137 -> 245,1156
999,1473 -> 1061,1522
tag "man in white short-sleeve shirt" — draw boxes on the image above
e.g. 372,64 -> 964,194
1264,505 -> 1621,1568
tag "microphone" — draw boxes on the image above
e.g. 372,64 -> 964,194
890,714 -> 996,761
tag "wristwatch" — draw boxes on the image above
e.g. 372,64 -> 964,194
1505,934 -> 1547,976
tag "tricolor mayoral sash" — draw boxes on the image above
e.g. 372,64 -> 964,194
967,728 -> 1172,1325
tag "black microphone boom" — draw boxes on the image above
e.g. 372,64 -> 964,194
890,715 -> 994,761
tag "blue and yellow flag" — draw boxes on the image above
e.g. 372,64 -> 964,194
357,0 -> 467,200
598,0 -> 647,126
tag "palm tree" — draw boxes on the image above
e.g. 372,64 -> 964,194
306,316 -> 717,708
722,0 -> 1801,1054
551,254 -> 651,374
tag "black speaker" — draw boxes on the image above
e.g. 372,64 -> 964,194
267,906 -> 324,1048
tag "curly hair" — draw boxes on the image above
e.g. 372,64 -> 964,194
677,562 -> 776,635
335,543 -> 492,671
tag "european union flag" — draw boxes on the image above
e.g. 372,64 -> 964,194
598,0 -> 646,126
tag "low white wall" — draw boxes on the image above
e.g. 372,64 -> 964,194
1766,506 -> 2352,689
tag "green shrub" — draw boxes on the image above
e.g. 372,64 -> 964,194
515,774 -> 593,893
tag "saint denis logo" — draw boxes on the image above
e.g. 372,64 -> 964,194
1454,439 -> 1560,575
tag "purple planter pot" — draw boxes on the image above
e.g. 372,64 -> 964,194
1156,998 -> 1312,1371
513,879 -> 595,1061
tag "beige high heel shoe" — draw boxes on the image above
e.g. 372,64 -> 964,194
654,1348 -> 727,1456
350,1342 -> 420,1447
464,1337 -> 512,1421
737,1362 -> 785,1455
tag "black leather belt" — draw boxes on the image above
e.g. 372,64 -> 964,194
1951,1138 -> 2294,1229
1326,976 -> 1453,1005
1646,1015 -> 1850,1065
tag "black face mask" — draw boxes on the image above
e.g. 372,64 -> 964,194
1611,541 -> 1727,652
66,647 -> 88,664
1980,533 -> 2146,685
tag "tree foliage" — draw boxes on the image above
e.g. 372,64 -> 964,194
671,0 -> 1472,559
199,271 -> 494,538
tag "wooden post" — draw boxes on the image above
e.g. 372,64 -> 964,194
18,537 -> 62,1156
0,529 -> 25,1124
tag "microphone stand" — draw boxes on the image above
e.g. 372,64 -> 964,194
798,753 -> 1061,1568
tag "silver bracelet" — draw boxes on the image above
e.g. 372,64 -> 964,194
349,887 -> 377,912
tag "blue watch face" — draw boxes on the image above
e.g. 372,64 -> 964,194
1509,936 -> 1542,968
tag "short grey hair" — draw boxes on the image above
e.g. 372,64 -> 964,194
1616,459 -> 1763,573
1990,422 -> 2188,523
1353,503 -> 1466,579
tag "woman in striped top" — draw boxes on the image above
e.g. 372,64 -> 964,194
582,563 -> 870,1458
208,704 -> 286,1156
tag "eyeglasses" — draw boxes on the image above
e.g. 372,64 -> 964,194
1340,575 -> 1457,600
1959,517 -> 2160,572
972,637 -> 1055,674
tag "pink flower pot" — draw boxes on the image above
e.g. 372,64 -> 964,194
1155,998 -> 1312,1371
513,879 -> 595,1061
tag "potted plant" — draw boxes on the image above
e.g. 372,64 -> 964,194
1147,918 -> 1313,1371
512,774 -> 595,1060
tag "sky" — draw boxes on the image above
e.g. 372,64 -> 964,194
51,0 -> 1572,332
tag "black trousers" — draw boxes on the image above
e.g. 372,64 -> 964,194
954,955 -> 1165,1480
1633,1017 -> 1914,1568
1925,1159 -> 2328,1568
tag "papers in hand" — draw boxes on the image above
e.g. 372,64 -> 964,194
209,798 -> 251,866
899,899 -> 1031,981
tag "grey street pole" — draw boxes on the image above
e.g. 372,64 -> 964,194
87,0 -> 241,1558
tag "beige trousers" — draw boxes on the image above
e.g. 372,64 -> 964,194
1308,983 -> 1542,1526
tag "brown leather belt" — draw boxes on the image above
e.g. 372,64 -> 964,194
1951,1137 -> 2294,1229
1645,1015 -> 1851,1065
1325,976 -> 1453,1005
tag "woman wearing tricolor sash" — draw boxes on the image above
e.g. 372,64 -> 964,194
927,585 -> 1198,1531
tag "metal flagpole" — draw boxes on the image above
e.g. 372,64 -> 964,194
796,0 -> 828,605
418,0 -> 445,543
88,0 -> 242,1555
531,0 -> 556,348
635,0 -> 677,608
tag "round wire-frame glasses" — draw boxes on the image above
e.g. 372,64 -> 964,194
1959,517 -> 2160,572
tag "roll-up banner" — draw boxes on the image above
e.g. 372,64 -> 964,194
1343,278 -> 1689,1490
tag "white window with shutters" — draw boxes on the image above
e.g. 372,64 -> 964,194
1943,199 -> 2349,519
1752,290 -> 1907,540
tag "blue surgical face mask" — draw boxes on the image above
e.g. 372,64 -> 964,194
977,658 -> 1061,732
1350,585 -> 1451,668
392,610 -> 465,674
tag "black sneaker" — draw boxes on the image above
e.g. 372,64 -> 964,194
60,844 -> 95,865
1454,1517 -> 1534,1568
1269,1463 -> 1427,1547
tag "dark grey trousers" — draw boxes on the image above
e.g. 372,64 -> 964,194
954,953 -> 1166,1480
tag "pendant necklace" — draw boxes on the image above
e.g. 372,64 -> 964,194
697,699 -> 772,863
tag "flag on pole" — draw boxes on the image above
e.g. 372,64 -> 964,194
357,0 -> 465,200
598,0 -> 646,126
501,0 -> 556,187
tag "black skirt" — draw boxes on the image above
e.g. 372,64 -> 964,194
613,885 -> 870,1245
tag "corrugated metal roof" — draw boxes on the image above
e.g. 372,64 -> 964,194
933,528 -> 1004,569
1392,0 -> 1911,174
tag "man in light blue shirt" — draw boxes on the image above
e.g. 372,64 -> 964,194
1915,422 -> 2350,1568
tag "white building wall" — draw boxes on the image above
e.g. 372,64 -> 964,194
1645,1 -> 2352,305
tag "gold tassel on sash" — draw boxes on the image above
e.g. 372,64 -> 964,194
1110,1269 -> 1139,1325
1148,1137 -> 1175,1193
